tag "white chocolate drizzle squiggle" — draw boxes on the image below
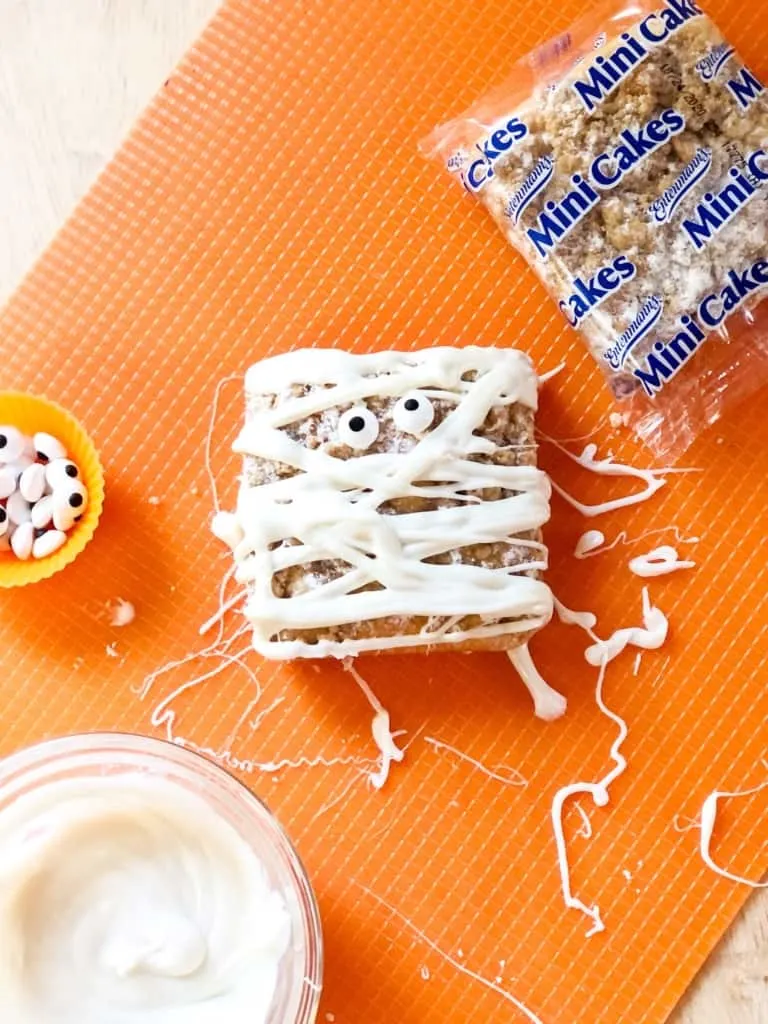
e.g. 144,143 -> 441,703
696,778 -> 768,888
628,546 -> 695,578
554,589 -> 668,667
508,645 -> 567,720
549,588 -> 669,934
358,884 -> 546,1024
574,525 -> 698,559
344,661 -> 405,790
217,348 -> 553,659
550,656 -> 628,937
541,437 -> 695,517
583,588 -> 668,666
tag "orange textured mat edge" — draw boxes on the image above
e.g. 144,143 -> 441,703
0,1 -> 766,1022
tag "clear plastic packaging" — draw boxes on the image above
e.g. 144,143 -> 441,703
421,0 -> 768,458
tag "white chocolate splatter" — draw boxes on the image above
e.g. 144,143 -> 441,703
508,645 -> 567,721
628,546 -> 695,577
574,524 -> 698,560
698,779 -> 768,888
110,599 -> 136,628
584,588 -> 668,666
574,529 -> 605,558
542,437 -> 695,517
344,661 -> 404,790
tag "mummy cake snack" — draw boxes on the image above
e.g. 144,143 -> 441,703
214,346 -> 553,659
0,428 -> 88,561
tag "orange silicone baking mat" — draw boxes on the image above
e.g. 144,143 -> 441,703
0,0 -> 766,1021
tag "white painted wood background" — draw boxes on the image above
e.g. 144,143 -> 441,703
0,2 -> 765,1021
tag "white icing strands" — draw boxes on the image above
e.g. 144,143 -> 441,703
697,778 -> 768,888
538,360 -> 566,383
584,588 -> 668,666
574,529 -> 605,557
573,524 -> 699,560
550,656 -> 629,937
628,546 -> 695,577
219,347 -> 552,659
541,436 -> 688,517
424,737 -> 527,787
110,599 -> 136,627
344,662 -> 405,790
556,589 -> 668,668
508,645 -> 567,721
358,884 -> 546,1024
553,597 -> 598,634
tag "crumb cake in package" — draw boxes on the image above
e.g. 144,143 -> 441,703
422,0 -> 768,458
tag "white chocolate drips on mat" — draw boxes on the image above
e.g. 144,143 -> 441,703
550,656 -> 628,937
219,347 -> 553,659
628,546 -> 695,577
583,588 -> 668,666
574,525 -> 698,560
508,645 -> 567,720
541,437 -> 695,517
549,588 -> 669,934
554,589 -> 668,667
696,778 -> 768,888
0,775 -> 291,1024
358,883 -> 546,1024
344,660 -> 405,790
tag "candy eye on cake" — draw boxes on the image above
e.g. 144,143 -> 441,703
337,406 -> 380,450
392,392 -> 435,435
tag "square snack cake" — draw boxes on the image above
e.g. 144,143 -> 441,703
215,347 -> 554,659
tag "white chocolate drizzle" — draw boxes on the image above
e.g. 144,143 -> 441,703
550,656 -> 628,937
697,778 -> 768,888
583,588 -> 668,666
358,884 -> 546,1024
217,347 -> 553,659
344,661 -> 405,790
555,590 -> 667,667
508,645 -> 567,721
424,737 -> 527,787
541,436 -> 695,517
628,546 -> 695,577
574,525 -> 698,559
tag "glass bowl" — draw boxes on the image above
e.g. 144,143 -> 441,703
0,732 -> 323,1023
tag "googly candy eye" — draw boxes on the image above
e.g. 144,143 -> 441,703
10,521 -> 34,560
0,506 -> 8,537
6,490 -> 32,526
19,463 -> 47,503
33,432 -> 67,464
0,426 -> 25,464
45,458 -> 80,490
52,480 -> 88,531
338,406 -> 380,450
31,494 -> 54,529
0,466 -> 16,500
392,392 -> 435,435
32,529 -> 67,559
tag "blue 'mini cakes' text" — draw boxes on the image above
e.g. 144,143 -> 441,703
630,258 -> 768,395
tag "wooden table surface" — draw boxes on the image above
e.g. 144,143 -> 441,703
0,2 -> 765,1021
